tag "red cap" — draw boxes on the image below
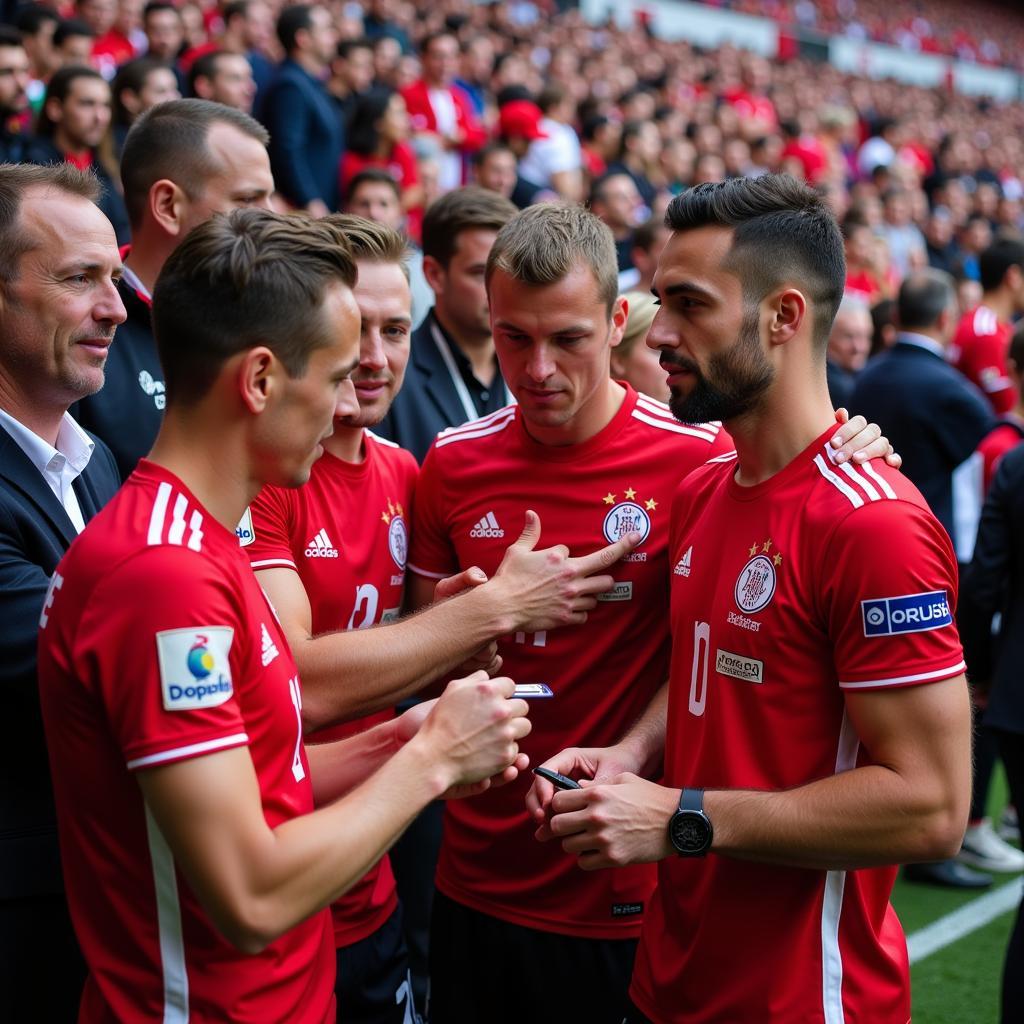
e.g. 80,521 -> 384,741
498,100 -> 548,141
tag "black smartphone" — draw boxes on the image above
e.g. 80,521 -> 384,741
532,766 -> 581,790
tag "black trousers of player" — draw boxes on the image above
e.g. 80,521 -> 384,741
428,891 -> 638,1024
0,892 -> 86,1021
335,905 -> 420,1024
994,728 -> 1024,1024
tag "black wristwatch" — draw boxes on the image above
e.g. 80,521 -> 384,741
668,788 -> 713,857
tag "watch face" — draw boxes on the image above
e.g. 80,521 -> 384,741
671,813 -> 710,855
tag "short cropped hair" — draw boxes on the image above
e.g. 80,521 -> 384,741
112,57 -> 173,126
325,213 -> 409,281
897,269 -> 956,331
347,168 -> 400,200
53,18 -> 94,47
979,237 -> 1024,292
422,186 -> 516,268
120,98 -> 268,228
152,209 -> 357,406
486,203 -> 619,316
276,4 -> 313,55
0,163 -> 100,283
665,175 -> 846,350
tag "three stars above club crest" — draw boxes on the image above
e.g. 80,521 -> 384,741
602,487 -> 658,511
748,538 -> 782,566
381,498 -> 405,525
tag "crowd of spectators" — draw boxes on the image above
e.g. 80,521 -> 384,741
719,0 -> 1024,72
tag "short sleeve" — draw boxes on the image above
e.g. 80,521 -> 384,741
81,549 -> 251,771
822,501 -> 966,691
407,444 -> 458,580
246,486 -> 298,572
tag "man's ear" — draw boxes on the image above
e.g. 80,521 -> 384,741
609,294 -> 628,349
149,179 -> 189,238
422,254 -> 446,297
767,287 -> 808,348
237,346 -> 277,414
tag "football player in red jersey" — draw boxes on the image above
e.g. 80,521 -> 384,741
534,175 -> 972,1024
245,216 -> 635,1023
408,201 -> 900,1024
950,237 -> 1024,415
36,210 -> 537,1024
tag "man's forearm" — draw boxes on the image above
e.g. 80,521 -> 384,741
706,763 -> 965,870
297,585 -> 512,729
305,717 -> 403,805
616,681 -> 669,777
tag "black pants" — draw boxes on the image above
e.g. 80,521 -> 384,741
0,892 -> 86,1022
335,905 -> 419,1024
994,728 -> 1024,1024
428,890 -> 638,1024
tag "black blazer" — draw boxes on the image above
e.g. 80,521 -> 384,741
850,339 -> 994,549
0,426 -> 120,897
963,444 -> 1024,735
376,312 -> 509,463
262,58 -> 344,211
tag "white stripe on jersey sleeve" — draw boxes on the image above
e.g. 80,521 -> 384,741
145,806 -> 189,1022
435,412 -> 517,448
630,408 -> 719,441
813,454 -> 864,508
147,481 -> 172,546
839,661 -> 967,689
859,460 -> 898,500
250,558 -> 298,570
126,732 -> 250,769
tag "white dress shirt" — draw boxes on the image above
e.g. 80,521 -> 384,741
0,407 -> 95,533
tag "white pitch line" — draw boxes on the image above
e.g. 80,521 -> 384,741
907,877 -> 1023,963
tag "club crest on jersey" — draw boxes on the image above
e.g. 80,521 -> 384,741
156,626 -> 234,711
734,539 -> 783,615
381,498 -> 408,569
601,486 -> 657,546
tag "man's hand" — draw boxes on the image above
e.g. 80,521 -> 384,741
395,697 -> 527,797
488,511 -> 640,633
832,409 -> 901,468
434,567 -> 501,677
545,774 -> 679,870
526,745 -> 642,838
408,671 -> 531,792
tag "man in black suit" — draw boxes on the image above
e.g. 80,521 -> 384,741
852,268 -> 996,889
0,163 -> 124,1019
261,4 -> 343,216
74,99 -> 274,480
963,443 -> 1024,1023
376,187 -> 518,462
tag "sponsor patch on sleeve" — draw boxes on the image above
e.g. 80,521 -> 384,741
861,591 -> 953,637
235,507 -> 255,547
156,626 -> 235,711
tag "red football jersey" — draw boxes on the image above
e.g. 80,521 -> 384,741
246,431 -> 418,948
952,305 -> 1014,414
630,426 -> 965,1023
976,418 -> 1024,493
410,386 -> 733,938
37,461 -> 334,1024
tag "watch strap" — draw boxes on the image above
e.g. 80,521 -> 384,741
680,787 -> 704,813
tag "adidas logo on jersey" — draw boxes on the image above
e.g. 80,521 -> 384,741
674,547 -> 692,577
470,511 -> 505,539
305,528 -> 339,558
260,622 -> 279,667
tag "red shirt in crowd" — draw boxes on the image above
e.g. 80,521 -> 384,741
952,305 -> 1015,414
340,143 -> 422,241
